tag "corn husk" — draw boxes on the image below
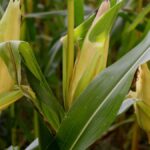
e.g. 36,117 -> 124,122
0,0 -> 21,42
133,63 -> 150,142
0,0 -> 21,94
0,57 -> 14,94
66,0 -> 110,108
136,64 -> 150,105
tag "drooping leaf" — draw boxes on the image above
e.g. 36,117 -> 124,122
0,89 -> 23,111
18,42 -> 65,131
0,41 -> 64,132
49,32 -> 150,150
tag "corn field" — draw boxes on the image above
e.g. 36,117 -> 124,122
0,0 -> 150,149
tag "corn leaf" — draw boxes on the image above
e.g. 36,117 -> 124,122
74,0 -> 84,26
0,41 -> 64,131
0,89 -> 23,111
0,42 -> 21,105
18,42 -> 65,131
0,42 -> 21,84
73,15 -> 94,43
127,4 -> 150,32
49,32 -> 150,150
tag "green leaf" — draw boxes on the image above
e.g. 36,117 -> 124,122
25,70 -> 64,131
111,0 -> 117,6
50,32 -> 150,149
0,41 -> 64,131
0,42 -> 21,84
74,0 -> 84,26
18,42 -> 65,131
0,90 -> 23,111
62,11 -> 95,48
37,115 -> 54,150
127,4 -> 150,32
73,14 -> 94,43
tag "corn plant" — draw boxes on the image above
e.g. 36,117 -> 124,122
0,0 -> 150,149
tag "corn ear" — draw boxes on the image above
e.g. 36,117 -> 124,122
62,12 -> 95,109
133,63 -> 150,143
0,0 -> 21,42
0,0 -> 21,107
0,57 -> 14,94
136,64 -> 150,105
66,0 -> 111,108
135,101 -> 150,143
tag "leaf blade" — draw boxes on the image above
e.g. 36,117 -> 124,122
74,0 -> 84,26
18,42 -> 65,130
50,32 -> 150,150
0,89 -> 23,111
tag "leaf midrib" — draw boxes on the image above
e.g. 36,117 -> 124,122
69,47 -> 150,150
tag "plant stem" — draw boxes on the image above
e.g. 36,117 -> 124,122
66,0 -> 74,109
131,122 -> 140,150
137,0 -> 143,12
34,110 -> 39,138
10,104 -> 16,147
